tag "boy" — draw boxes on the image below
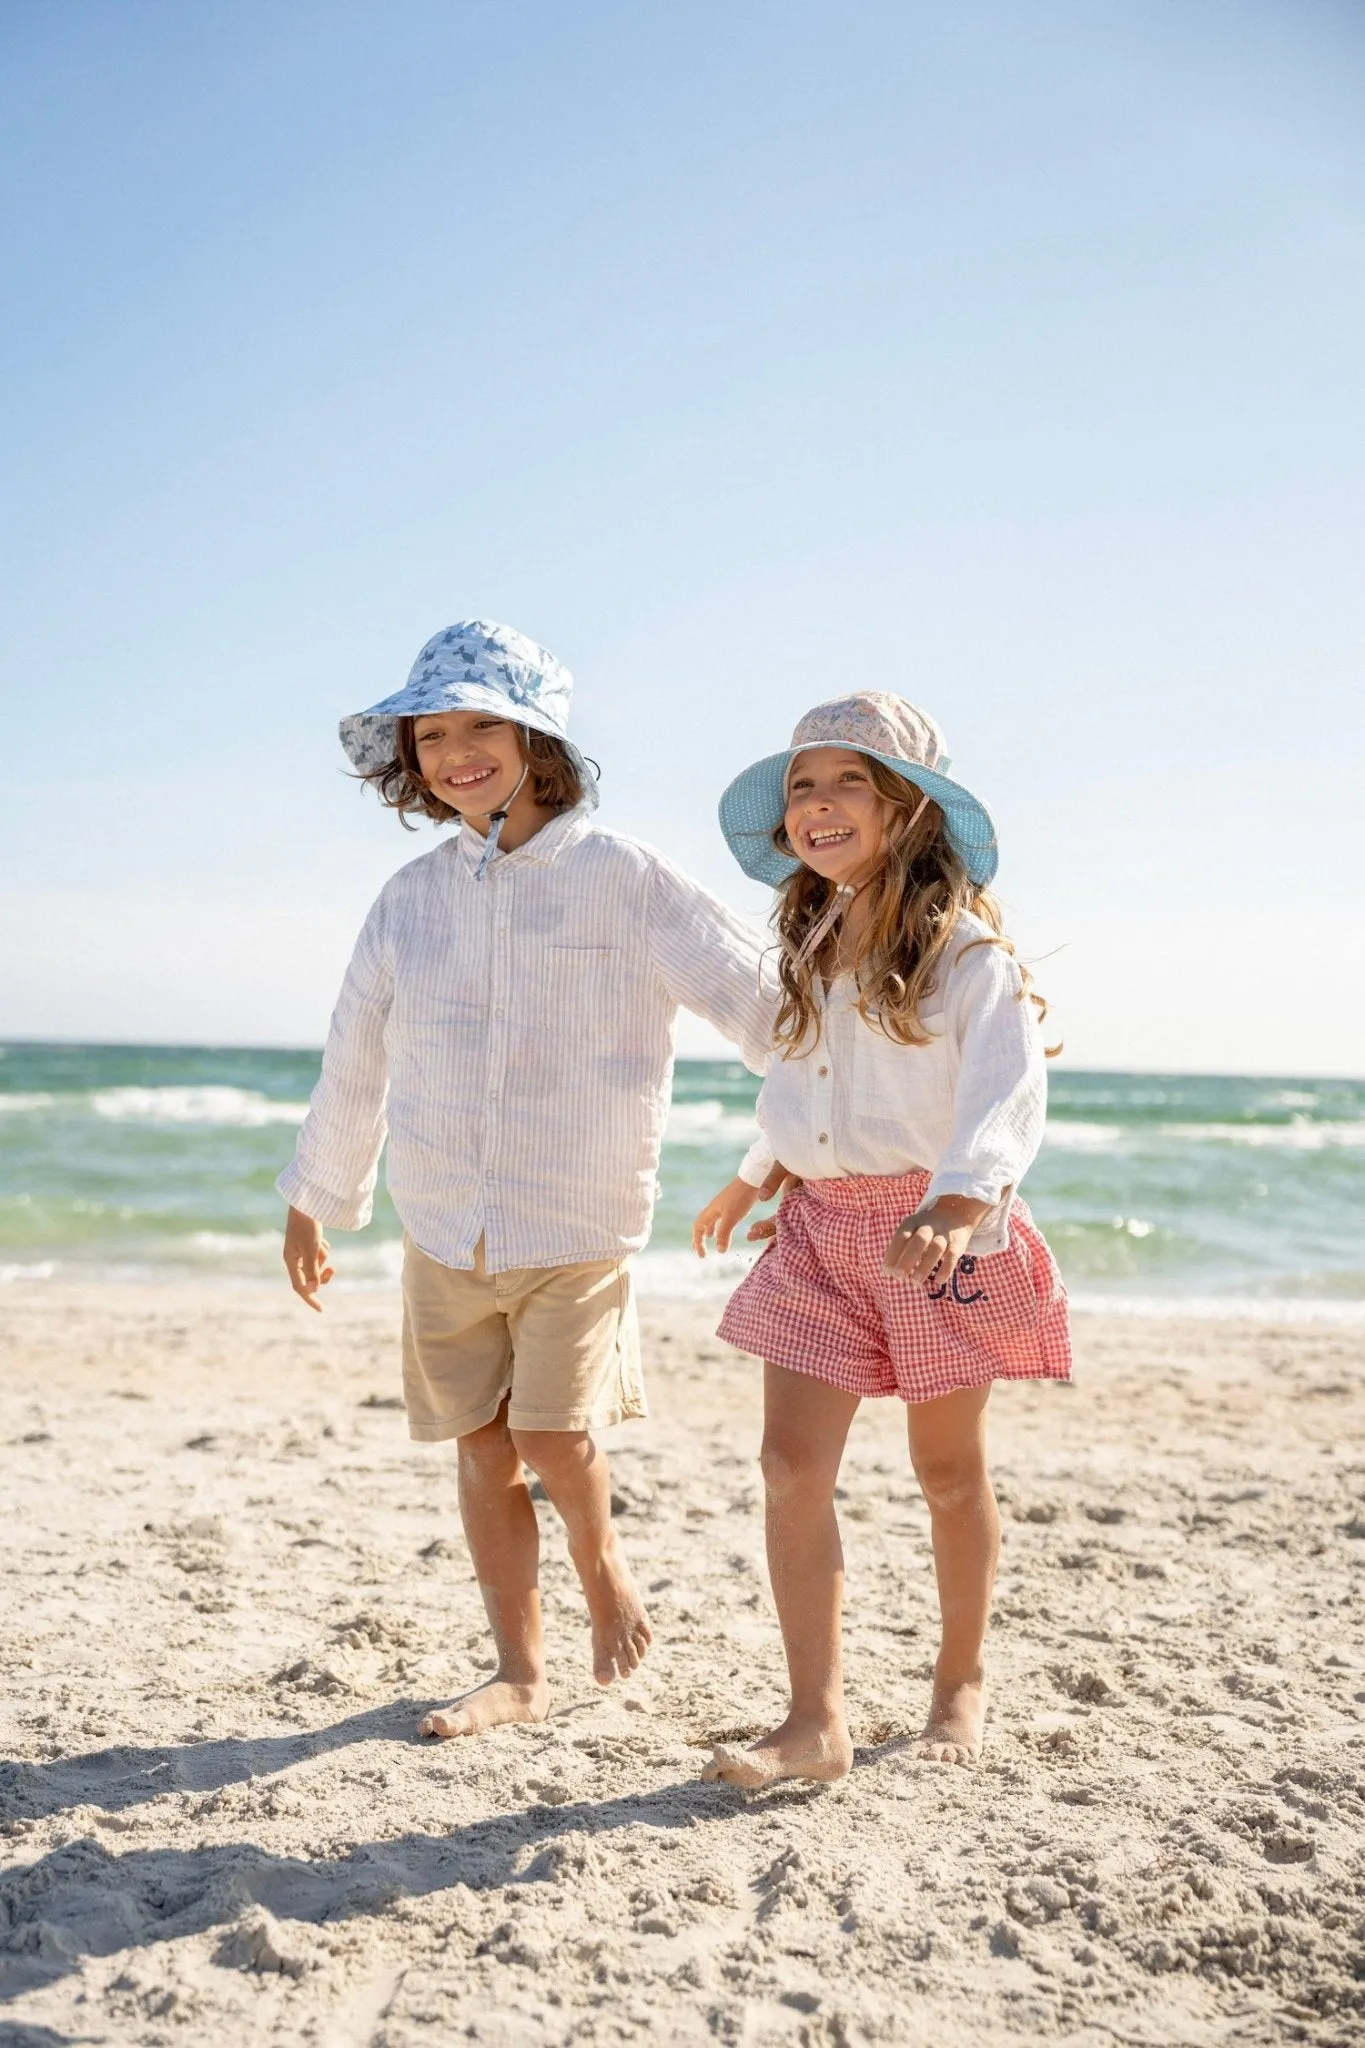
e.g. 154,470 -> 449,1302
279,620 -> 771,1739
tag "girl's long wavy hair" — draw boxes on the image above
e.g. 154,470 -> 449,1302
773,755 -> 1056,1057
359,717 -> 588,829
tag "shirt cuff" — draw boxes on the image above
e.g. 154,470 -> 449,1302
923,1169 -> 1006,1208
276,1163 -> 374,1231
737,1135 -> 778,1188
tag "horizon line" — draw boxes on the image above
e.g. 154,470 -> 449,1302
1,1037 -> 1362,1087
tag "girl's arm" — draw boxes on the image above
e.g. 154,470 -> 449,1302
924,939 -> 1047,1211
883,941 -> 1045,1287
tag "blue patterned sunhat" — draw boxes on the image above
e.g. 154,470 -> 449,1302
719,692 -> 998,888
339,618 -> 596,806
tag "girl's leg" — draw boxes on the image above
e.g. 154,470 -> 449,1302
705,1361 -> 861,1787
420,1400 -> 551,1738
511,1426 -> 652,1685
906,1383 -> 998,1764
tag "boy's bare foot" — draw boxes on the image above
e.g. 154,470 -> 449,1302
913,1669 -> 987,1765
702,1714 -> 854,1789
577,1532 -> 653,1685
418,1675 -> 550,1740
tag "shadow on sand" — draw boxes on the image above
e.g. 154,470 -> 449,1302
0,1702 -> 866,2004
1,1700 -> 433,1825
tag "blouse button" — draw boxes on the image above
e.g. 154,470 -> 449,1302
818,1132 -> 829,1144
818,1065 -> 829,1078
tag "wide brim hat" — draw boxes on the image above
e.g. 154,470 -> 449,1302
719,691 -> 998,887
339,618 -> 597,805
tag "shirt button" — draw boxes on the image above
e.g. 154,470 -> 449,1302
818,1132 -> 829,1144
818,1066 -> 829,1078
494,1007 -> 505,1018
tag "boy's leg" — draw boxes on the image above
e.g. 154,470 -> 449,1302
705,1361 -> 860,1787
502,1255 -> 651,1686
419,1399 -> 551,1737
906,1383 -> 997,1764
510,1428 -> 652,1685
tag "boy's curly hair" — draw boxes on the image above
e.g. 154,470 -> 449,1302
360,717 -> 588,830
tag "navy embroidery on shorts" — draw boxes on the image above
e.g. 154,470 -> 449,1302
927,1255 -> 989,1306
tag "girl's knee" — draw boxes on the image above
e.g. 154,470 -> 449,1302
760,1433 -> 837,1500
913,1450 -> 991,1516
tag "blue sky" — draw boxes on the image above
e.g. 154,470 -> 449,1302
3,0 -> 1363,1071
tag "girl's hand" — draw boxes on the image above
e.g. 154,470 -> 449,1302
693,1177 -> 763,1257
746,1162 -> 802,1243
283,1205 -> 335,1311
883,1195 -> 991,1287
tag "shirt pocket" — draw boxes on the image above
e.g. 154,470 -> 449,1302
537,945 -> 622,1039
851,1011 -> 952,1122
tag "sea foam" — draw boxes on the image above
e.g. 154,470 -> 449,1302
90,1086 -> 308,1128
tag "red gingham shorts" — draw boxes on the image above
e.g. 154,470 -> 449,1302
717,1171 -> 1071,1405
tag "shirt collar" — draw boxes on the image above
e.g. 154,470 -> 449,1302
453,799 -> 595,876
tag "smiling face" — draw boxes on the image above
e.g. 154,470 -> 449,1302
782,746 -> 897,886
411,710 -> 527,819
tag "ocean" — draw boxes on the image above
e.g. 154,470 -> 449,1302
1,1042 -> 1363,1316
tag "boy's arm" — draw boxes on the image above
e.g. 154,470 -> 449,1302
645,854 -> 774,1073
276,894 -> 395,1230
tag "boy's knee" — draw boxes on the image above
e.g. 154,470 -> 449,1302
458,1415 -> 518,1474
509,1426 -> 592,1476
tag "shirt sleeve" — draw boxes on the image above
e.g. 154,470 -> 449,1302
923,936 -> 1047,1208
737,1132 -> 778,1188
644,853 -> 775,1075
275,891 -> 394,1229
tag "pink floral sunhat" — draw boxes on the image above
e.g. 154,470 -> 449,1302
718,692 -> 998,887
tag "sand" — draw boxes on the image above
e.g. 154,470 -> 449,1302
1,1282 -> 1363,2048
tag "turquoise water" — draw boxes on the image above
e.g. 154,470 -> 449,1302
1,1042 -> 1363,1311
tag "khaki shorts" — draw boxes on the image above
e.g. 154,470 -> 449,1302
400,1236 -> 645,1442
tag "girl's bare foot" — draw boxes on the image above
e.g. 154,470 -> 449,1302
577,1532 -> 653,1685
702,1713 -> 853,1788
913,1668 -> 987,1765
418,1675 -> 550,1740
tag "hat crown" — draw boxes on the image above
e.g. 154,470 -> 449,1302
405,619 -> 573,735
790,692 -> 947,774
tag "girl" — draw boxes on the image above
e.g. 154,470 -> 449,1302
692,691 -> 1069,1785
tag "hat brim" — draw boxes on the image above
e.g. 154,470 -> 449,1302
719,746 -> 998,888
339,680 -> 579,777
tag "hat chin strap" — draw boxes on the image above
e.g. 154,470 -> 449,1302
795,884 -> 855,966
473,762 -> 530,881
792,790 -> 932,965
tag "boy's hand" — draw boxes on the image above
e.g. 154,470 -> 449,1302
883,1195 -> 991,1288
692,1177 -> 763,1257
283,1205 -> 335,1312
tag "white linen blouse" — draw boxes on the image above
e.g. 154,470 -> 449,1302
736,914 -> 1047,1255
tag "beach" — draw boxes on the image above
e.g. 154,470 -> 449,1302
2,1282 -> 1362,2046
